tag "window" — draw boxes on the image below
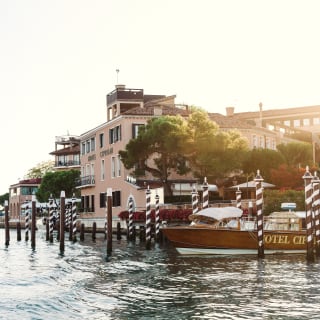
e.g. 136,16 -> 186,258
132,124 -> 144,139
293,119 -> 300,127
91,195 -> 95,212
112,191 -> 121,207
99,133 -> 104,148
90,137 -> 95,152
109,125 -> 121,144
303,118 -> 310,126
259,136 -> 264,148
266,137 -> 270,149
313,118 -> 320,125
111,156 -> 116,178
21,186 -> 38,195
117,155 -> 121,177
101,159 -> 105,181
81,143 -> 86,155
252,135 -> 257,148
86,140 -> 90,153
58,155 -> 67,166
283,120 -> 290,127
74,154 -> 79,164
100,192 -> 106,208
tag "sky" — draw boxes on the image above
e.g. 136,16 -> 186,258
1,0 -> 320,194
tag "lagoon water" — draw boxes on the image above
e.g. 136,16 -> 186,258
1,230 -> 320,320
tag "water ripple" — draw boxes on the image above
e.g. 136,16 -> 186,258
2,232 -> 320,319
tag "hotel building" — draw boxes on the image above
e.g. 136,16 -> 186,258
77,85 -> 192,219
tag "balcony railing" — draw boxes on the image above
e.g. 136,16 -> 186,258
55,160 -> 81,167
107,88 -> 143,105
77,175 -> 95,187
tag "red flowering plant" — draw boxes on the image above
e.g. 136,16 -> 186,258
118,208 -> 193,222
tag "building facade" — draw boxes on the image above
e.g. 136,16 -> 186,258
50,134 -> 81,171
9,178 -> 41,220
78,85 -> 192,219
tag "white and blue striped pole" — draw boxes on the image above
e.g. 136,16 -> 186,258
128,195 -> 134,241
48,195 -> 54,243
202,177 -> 209,209
72,194 -> 77,242
155,192 -> 160,242
255,170 -> 264,258
303,166 -> 315,262
312,172 -> 320,256
146,186 -> 151,249
25,202 -> 29,241
192,185 -> 198,214
236,187 -> 242,210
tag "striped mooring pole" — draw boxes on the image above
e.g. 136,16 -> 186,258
155,192 -> 160,242
72,194 -> 77,242
128,196 -> 134,241
48,195 -> 54,243
25,203 -> 30,241
236,187 -> 242,209
312,172 -> 320,256
303,166 -> 315,262
191,185 -> 198,214
255,170 -> 264,258
202,177 -> 209,209
145,186 -> 151,249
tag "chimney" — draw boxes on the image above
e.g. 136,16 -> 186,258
259,102 -> 263,127
226,106 -> 235,117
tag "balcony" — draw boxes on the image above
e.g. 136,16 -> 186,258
77,175 -> 95,188
55,160 -> 81,168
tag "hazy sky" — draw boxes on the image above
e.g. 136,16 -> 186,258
1,0 -> 320,194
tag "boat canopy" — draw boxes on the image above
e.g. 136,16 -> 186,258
189,206 -> 243,222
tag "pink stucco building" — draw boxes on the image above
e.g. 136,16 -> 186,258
78,84 -> 192,220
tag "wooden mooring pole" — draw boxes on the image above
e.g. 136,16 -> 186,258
60,191 -> 66,253
107,188 -> 113,254
4,200 -> 9,246
31,194 -> 36,249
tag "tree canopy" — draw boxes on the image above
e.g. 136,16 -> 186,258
26,160 -> 55,179
119,111 -> 249,194
276,142 -> 313,167
185,110 -> 249,181
36,170 -> 80,202
119,115 -> 190,196
241,148 -> 285,182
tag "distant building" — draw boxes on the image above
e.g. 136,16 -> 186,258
9,178 -> 41,220
50,134 -> 81,171
225,104 -> 320,163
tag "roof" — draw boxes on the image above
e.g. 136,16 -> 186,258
229,181 -> 275,189
234,105 -> 320,120
189,206 -> 243,222
50,145 -> 80,156
209,113 -> 253,129
122,105 -> 190,117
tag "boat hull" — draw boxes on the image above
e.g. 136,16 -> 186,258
161,226 -> 307,255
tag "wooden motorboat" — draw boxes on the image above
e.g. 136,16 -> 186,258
161,207 -> 307,255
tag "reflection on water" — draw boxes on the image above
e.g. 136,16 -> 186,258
0,230 -> 320,319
